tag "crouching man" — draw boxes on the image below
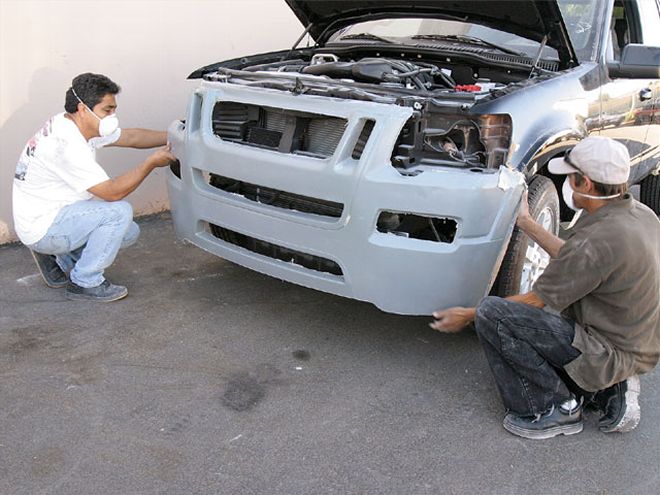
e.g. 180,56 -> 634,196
12,72 -> 176,302
431,136 -> 660,439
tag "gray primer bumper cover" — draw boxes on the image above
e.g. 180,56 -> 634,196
167,82 -> 524,315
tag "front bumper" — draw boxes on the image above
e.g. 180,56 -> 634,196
167,83 -> 524,315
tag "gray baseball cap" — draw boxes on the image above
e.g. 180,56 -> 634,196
548,136 -> 630,184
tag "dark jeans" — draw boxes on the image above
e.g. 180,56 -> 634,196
474,296 -> 583,417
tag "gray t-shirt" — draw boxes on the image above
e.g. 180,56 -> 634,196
534,195 -> 660,392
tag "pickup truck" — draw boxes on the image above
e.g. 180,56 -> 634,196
167,0 -> 660,315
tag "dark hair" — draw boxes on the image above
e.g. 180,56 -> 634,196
573,173 -> 628,197
64,73 -> 120,113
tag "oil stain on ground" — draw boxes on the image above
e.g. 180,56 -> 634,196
292,349 -> 311,361
220,364 -> 283,412
221,372 -> 266,412
0,326 -> 67,357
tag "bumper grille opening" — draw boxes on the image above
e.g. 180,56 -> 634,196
377,212 -> 457,244
212,101 -> 347,158
169,159 -> 181,179
209,223 -> 343,276
352,120 -> 375,160
209,174 -> 344,218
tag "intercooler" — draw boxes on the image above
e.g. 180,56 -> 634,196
212,101 -> 347,159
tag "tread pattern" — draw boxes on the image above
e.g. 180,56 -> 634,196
492,175 -> 559,297
640,174 -> 660,215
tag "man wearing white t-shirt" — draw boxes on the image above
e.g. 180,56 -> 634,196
12,72 -> 176,301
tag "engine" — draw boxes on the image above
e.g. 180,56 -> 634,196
240,54 -> 507,94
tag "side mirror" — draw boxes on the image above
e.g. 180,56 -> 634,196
607,44 -> 660,79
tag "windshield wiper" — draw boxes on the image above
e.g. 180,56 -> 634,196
411,34 -> 525,56
339,33 -> 394,44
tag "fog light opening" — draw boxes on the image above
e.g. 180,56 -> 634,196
376,212 -> 457,243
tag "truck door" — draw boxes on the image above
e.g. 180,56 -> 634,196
599,0 -> 656,183
636,0 -> 660,175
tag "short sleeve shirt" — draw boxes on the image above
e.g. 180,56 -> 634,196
12,113 -> 120,245
533,196 -> 660,391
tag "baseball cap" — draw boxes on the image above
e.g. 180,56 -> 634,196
548,136 -> 630,184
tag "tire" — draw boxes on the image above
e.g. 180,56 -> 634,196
640,173 -> 660,215
492,175 -> 560,297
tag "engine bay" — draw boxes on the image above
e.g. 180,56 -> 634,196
200,41 -> 561,100
200,48 -> 560,170
234,53 -> 511,95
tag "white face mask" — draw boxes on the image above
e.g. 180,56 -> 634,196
90,111 -> 119,137
562,175 -> 622,212
562,177 -> 579,212
71,87 -> 119,137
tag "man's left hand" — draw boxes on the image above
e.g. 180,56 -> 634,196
516,190 -> 532,230
430,307 -> 476,333
146,145 -> 177,169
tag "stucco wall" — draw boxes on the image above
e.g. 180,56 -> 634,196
0,0 -> 302,243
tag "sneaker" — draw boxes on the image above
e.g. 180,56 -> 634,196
593,375 -> 641,433
65,280 -> 128,302
502,398 -> 583,440
30,250 -> 68,288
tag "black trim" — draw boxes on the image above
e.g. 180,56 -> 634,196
209,223 -> 343,276
208,174 -> 344,219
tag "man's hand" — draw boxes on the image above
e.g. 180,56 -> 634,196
89,145 -> 178,201
514,188 -> 565,259
145,145 -> 177,169
516,190 -> 533,230
429,307 -> 476,333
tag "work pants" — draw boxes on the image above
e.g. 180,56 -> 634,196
28,199 -> 139,288
474,296 -> 583,417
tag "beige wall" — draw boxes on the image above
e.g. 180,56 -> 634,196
0,0 -> 302,243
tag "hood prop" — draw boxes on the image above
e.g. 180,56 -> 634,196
529,34 -> 549,78
282,22 -> 314,61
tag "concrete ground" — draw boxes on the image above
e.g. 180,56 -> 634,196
1,213 -> 658,495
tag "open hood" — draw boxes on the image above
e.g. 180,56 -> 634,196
285,0 -> 577,65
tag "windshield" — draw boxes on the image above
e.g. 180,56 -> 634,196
325,1 -> 607,62
557,0 -> 607,61
327,18 -> 560,60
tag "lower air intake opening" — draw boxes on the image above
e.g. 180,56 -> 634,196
209,174 -> 344,218
209,223 -> 343,276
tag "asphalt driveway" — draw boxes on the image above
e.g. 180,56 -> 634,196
1,213 -> 658,495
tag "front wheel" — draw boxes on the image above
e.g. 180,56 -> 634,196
492,175 -> 560,297
640,173 -> 660,215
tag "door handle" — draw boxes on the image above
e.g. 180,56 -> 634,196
639,88 -> 653,101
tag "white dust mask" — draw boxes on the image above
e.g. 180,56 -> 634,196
562,176 -> 621,212
71,87 -> 119,137
94,112 -> 119,137
562,177 -> 579,212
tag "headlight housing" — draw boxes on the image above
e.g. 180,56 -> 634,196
391,113 -> 512,170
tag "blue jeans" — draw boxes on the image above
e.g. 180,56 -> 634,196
28,200 -> 139,288
474,296 -> 583,417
